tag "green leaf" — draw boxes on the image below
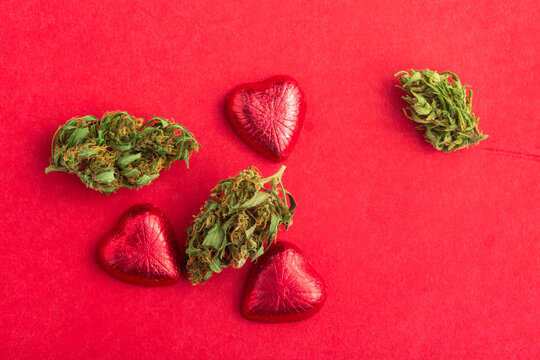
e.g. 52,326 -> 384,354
121,168 -> 139,177
117,153 -> 141,168
79,115 -> 99,122
208,258 -> 222,273
242,192 -> 269,208
221,215 -> 236,235
205,201 -> 219,212
138,127 -> 160,137
94,170 -> 116,184
137,173 -> 159,185
268,213 -> 280,237
185,247 -> 201,254
245,225 -> 256,239
252,246 -> 265,260
286,192 -> 297,212
66,127 -> 89,147
202,223 -> 225,249
96,130 -> 105,145
110,142 -> 132,151
78,149 -> 98,158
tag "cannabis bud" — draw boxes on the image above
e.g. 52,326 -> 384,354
395,69 -> 488,152
45,111 -> 200,194
185,166 -> 296,285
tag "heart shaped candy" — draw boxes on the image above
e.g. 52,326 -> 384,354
97,204 -> 181,286
226,76 -> 306,161
241,242 -> 325,323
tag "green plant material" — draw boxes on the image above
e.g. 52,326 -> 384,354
45,111 -> 200,194
395,69 -> 488,152
185,165 -> 296,285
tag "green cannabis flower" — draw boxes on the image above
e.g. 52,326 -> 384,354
395,69 -> 488,152
185,166 -> 296,285
45,111 -> 200,194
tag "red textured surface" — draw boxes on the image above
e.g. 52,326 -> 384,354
242,242 -> 326,323
97,204 -> 181,286
0,1 -> 539,359
226,75 -> 306,161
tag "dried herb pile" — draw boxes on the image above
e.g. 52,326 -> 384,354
395,69 -> 487,152
45,111 -> 200,194
185,166 -> 296,285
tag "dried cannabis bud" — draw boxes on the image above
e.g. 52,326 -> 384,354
185,165 -> 296,285
395,69 -> 488,152
45,111 -> 200,194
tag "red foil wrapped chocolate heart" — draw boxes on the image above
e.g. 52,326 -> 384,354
241,242 -> 326,323
97,204 -> 181,286
226,75 -> 306,162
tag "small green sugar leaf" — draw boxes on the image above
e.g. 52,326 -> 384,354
117,153 -> 141,168
208,258 -> 222,273
202,223 -> 225,249
242,192 -> 269,208
121,168 -> 139,177
185,247 -> 201,255
137,173 -> 159,185
252,246 -> 265,260
66,127 -> 89,147
78,149 -> 98,158
94,170 -> 116,184
268,213 -> 280,238
245,225 -> 256,239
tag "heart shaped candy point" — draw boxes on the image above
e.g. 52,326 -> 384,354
242,242 -> 326,323
226,76 -> 306,162
97,204 -> 181,286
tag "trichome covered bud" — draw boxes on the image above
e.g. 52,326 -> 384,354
395,69 -> 488,152
45,111 -> 200,194
185,166 -> 296,285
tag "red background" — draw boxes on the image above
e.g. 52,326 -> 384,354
1,1 -> 539,359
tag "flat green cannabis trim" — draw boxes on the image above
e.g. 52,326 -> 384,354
395,69 -> 488,152
45,111 -> 200,194
185,166 -> 296,285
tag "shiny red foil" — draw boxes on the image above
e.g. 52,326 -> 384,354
226,75 -> 306,162
97,204 -> 181,286
242,242 -> 326,323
